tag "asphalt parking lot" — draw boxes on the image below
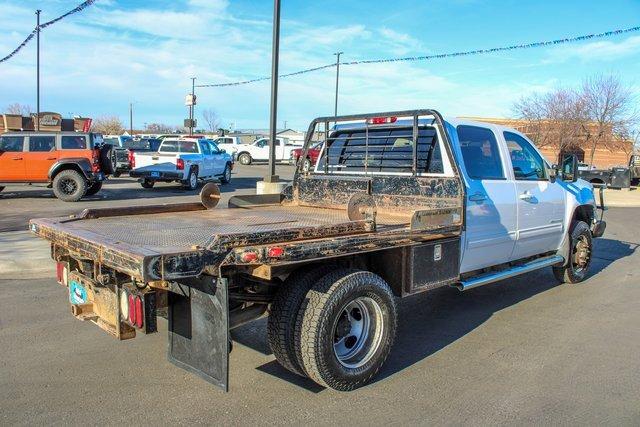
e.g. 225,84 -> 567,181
1,167 -> 639,425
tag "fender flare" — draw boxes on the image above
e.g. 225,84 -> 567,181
48,158 -> 93,181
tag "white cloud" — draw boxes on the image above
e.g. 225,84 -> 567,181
549,35 -> 640,62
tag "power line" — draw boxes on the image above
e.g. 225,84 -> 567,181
196,25 -> 640,88
0,0 -> 98,64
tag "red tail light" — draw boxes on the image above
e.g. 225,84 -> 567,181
267,246 -> 285,258
91,148 -> 101,172
367,116 -> 397,125
128,149 -> 135,168
134,296 -> 144,328
128,294 -> 136,324
56,262 -> 68,286
240,251 -> 259,263
176,158 -> 185,170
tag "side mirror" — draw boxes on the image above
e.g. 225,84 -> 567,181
560,154 -> 579,182
220,149 -> 226,154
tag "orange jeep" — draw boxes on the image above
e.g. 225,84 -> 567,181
0,131 -> 112,202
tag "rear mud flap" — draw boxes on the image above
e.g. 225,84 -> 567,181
168,277 -> 230,391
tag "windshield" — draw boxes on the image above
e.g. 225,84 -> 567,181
159,140 -> 199,153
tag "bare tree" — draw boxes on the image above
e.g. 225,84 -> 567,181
91,116 -> 125,135
202,109 -> 219,132
145,123 -> 175,133
513,87 -> 587,156
5,103 -> 33,116
581,74 -> 637,166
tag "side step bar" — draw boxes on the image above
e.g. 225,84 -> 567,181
455,255 -> 564,291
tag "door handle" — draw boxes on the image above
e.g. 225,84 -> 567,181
468,193 -> 487,202
519,192 -> 535,201
46,157 -> 56,160
12,157 -> 23,160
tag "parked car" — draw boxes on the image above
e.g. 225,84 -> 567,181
235,137 -> 302,165
30,109 -> 606,391
0,131 -> 111,201
130,138 -> 233,190
290,142 -> 322,172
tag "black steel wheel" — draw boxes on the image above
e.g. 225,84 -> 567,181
553,220 -> 593,284
140,179 -> 155,189
52,170 -> 87,202
299,269 -> 397,391
85,181 -> 103,196
267,265 -> 334,377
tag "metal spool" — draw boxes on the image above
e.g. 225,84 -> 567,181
200,183 -> 221,209
347,193 -> 376,221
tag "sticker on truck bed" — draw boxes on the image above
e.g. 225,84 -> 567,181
69,281 -> 87,305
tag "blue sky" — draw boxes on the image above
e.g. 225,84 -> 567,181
1,0 -> 639,130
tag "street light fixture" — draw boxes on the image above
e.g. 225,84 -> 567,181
36,9 -> 41,131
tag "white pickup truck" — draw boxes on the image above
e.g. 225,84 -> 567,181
212,136 -> 243,159
235,137 -> 302,165
130,138 -> 234,190
30,110 -> 607,392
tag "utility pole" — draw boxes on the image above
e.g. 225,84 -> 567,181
129,102 -> 133,135
36,9 -> 41,130
265,0 -> 281,183
334,51 -> 343,118
190,77 -> 196,136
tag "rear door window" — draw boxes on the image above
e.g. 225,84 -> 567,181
159,140 -> 199,153
457,126 -> 504,180
319,126 -> 441,174
29,136 -> 56,152
0,136 -> 25,152
61,135 -> 87,149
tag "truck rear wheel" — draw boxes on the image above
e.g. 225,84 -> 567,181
238,153 -> 252,165
182,168 -> 198,190
553,221 -> 592,284
141,179 -> 155,189
299,269 -> 397,391
267,265 -> 334,376
52,170 -> 87,202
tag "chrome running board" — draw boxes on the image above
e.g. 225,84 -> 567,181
455,255 -> 564,291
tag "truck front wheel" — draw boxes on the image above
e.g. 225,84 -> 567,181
299,269 -> 397,391
553,221 -> 593,284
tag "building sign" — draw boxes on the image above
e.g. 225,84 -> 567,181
39,114 -> 60,126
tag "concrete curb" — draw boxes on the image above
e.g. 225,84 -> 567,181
601,188 -> 640,208
0,231 -> 54,279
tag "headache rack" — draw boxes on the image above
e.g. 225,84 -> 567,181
296,109 -> 460,178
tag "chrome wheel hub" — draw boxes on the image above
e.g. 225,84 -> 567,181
573,235 -> 591,272
332,297 -> 384,369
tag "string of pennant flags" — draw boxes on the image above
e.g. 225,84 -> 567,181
0,0 -> 97,64
196,25 -> 640,88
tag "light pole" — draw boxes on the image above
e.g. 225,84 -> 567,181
129,102 -> 133,135
333,51 -> 343,118
265,0 -> 281,183
190,77 -> 197,135
36,9 -> 41,130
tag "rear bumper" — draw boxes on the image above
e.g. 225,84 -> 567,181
130,170 -> 183,180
